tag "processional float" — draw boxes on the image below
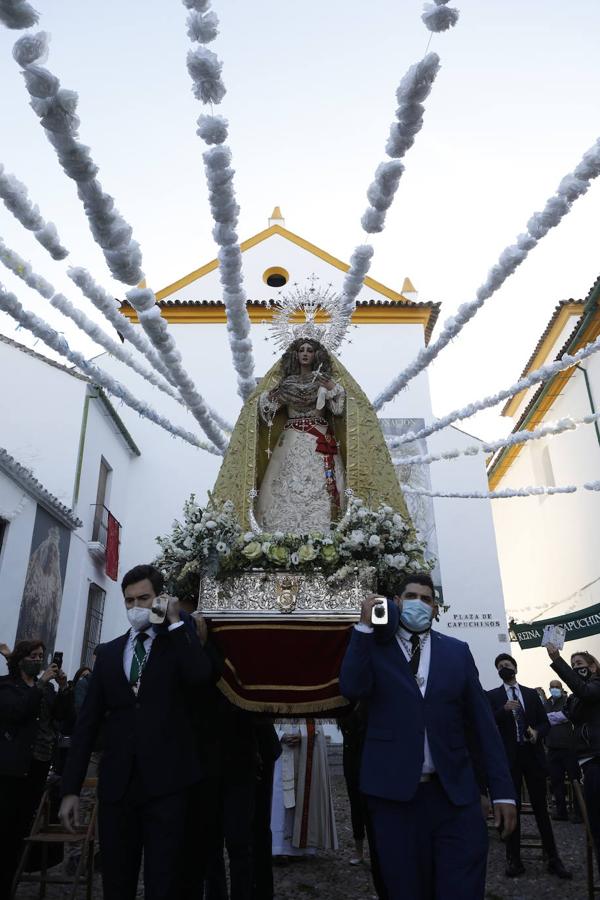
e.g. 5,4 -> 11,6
156,282 -> 432,715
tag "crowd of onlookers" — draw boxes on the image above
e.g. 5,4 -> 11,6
1,569 -> 599,900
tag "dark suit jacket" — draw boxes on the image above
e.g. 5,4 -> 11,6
61,620 -> 212,802
339,600 -> 515,806
487,683 -> 550,767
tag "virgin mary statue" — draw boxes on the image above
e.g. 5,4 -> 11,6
212,284 -> 411,534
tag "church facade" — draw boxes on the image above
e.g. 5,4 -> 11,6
0,212 -> 511,687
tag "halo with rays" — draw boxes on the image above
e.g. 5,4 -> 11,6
268,277 -> 348,354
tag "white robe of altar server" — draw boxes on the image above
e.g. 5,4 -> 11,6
271,722 -> 338,855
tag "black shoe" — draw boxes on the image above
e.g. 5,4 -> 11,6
548,857 -> 572,879
505,860 -> 526,877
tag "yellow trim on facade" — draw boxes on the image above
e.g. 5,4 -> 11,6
153,224 -> 411,303
262,265 -> 289,285
502,303 -> 584,418
489,306 -> 600,490
121,302 -> 433,327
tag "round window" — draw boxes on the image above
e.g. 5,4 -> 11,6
263,267 -> 289,288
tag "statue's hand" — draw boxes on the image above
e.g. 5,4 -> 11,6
318,376 -> 336,391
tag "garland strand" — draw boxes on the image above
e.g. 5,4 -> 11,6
374,136 -> 600,409
0,164 -> 67,259
340,38 -> 449,335
391,410 -> 600,466
126,287 -> 229,453
402,482 -> 600,500
12,32 -> 143,285
67,267 -> 233,435
0,282 -> 220,454
391,332 -> 600,446
182,0 -> 255,400
0,0 -> 38,29
0,236 -> 185,405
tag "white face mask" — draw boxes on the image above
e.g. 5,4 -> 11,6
127,606 -> 152,631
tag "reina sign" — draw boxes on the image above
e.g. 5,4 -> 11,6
511,602 -> 600,649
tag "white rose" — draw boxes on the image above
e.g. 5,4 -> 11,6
183,537 -> 194,549
243,532 -> 255,543
349,529 -> 365,546
357,507 -> 369,519
273,531 -> 285,540
261,542 -> 272,553
393,554 -> 408,569
193,523 -> 203,534
368,535 -> 381,547
382,505 -> 393,515
204,520 -> 217,530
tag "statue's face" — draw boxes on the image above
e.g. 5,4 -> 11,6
297,343 -> 315,368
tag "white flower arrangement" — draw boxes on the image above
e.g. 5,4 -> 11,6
155,496 -> 433,600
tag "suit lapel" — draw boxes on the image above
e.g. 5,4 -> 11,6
391,631 -> 422,698
137,630 -> 168,699
424,631 -> 439,699
109,632 -> 135,699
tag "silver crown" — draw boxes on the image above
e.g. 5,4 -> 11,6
268,277 -> 347,353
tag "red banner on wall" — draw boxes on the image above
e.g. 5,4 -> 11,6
105,512 -> 120,581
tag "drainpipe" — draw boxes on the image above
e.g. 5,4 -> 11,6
575,365 -> 600,448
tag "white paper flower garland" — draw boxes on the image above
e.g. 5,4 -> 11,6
67,267 -> 233,435
374,136 -> 600,409
422,0 -> 459,33
390,410 -> 600,466
390,331 -> 600,446
340,49 -> 444,334
0,0 -> 38,29
0,164 -> 67,259
0,282 -> 220,454
126,287 -> 229,453
401,482 -> 600,500
12,32 -> 143,285
0,237 -> 188,406
182,0 -> 255,400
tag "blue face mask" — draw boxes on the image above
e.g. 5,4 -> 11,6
400,599 -> 433,633
549,687 -> 562,699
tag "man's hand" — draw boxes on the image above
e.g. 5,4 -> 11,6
55,669 -> 68,690
166,595 -> 181,626
360,594 -> 384,626
503,700 -> 520,712
0,642 -> 11,659
546,642 -> 560,661
480,794 -> 491,820
59,795 -> 80,833
527,727 -> 538,744
39,663 -> 58,683
494,802 -> 517,840
281,734 -> 301,747
191,612 -> 208,646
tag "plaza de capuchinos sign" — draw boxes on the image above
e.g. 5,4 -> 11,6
510,602 -> 600,649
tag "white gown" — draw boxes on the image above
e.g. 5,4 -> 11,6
256,383 -> 345,533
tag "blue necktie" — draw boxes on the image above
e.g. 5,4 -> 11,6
511,686 -> 527,743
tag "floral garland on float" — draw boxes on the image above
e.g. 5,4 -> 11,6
155,493 -> 433,604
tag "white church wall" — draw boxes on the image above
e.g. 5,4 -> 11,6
426,426 -> 510,689
492,359 -> 600,687
0,339 -> 86,509
54,392 -> 140,669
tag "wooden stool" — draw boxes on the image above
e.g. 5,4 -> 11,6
11,777 -> 97,900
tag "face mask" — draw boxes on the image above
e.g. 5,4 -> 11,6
549,688 -> 562,698
498,666 -> 516,683
573,666 -> 590,680
400,599 -> 433,633
127,606 -> 152,631
21,659 -> 43,677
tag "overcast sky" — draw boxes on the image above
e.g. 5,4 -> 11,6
0,0 -> 599,440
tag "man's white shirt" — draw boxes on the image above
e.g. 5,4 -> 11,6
123,621 -> 183,681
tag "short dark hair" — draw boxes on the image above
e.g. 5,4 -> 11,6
495,653 -> 517,670
121,564 -> 164,596
8,639 -> 46,677
393,573 -> 435,599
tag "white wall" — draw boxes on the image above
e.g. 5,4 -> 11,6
492,346 -> 600,687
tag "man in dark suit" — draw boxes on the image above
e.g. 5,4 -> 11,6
487,653 -> 571,880
340,574 -> 517,900
59,564 -> 213,900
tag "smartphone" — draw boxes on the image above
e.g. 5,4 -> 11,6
149,593 -> 170,625
52,651 -> 63,670
371,597 -> 389,626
